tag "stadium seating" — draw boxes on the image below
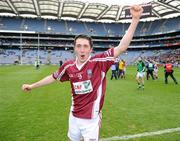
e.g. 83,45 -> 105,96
0,17 -> 179,35
0,16 -> 179,65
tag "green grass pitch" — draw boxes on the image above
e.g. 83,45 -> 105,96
0,65 -> 180,141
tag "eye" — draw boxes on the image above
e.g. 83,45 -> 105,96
84,45 -> 89,49
76,44 -> 81,48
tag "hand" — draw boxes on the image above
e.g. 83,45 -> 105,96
130,5 -> 143,20
22,84 -> 32,92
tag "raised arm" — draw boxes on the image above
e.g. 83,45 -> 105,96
22,75 -> 56,92
114,5 -> 143,58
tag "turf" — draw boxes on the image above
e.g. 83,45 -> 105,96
0,65 -> 180,141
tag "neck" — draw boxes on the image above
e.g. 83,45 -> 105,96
77,60 -> 84,66
76,55 -> 91,68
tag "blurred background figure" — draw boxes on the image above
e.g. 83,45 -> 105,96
34,58 -> 40,70
146,59 -> 155,80
118,59 -> 126,79
110,63 -> 118,80
153,63 -> 158,79
136,57 -> 146,89
164,60 -> 178,84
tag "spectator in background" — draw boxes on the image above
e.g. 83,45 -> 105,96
164,60 -> 178,84
34,59 -> 40,69
153,63 -> 158,79
118,59 -> 124,79
115,58 -> 119,78
122,59 -> 126,79
136,57 -> 146,89
110,63 -> 118,80
59,59 -> 63,67
118,59 -> 126,79
146,60 -> 154,80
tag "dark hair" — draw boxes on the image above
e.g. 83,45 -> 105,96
74,34 -> 93,48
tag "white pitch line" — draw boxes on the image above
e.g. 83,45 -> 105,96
100,127 -> 180,141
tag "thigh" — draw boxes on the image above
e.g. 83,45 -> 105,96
68,113 -> 82,141
81,115 -> 101,141
138,72 -> 144,78
136,72 -> 140,79
166,72 -> 170,77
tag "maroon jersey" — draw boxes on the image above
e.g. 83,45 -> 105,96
53,48 -> 114,119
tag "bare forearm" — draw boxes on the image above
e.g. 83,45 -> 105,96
22,75 -> 56,92
114,18 -> 140,58
114,5 -> 143,58
31,75 -> 55,89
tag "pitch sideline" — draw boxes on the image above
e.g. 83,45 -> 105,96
100,127 -> 180,141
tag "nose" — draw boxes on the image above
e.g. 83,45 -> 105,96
79,46 -> 85,52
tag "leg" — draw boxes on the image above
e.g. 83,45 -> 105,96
136,73 -> 141,89
165,72 -> 168,84
113,71 -> 117,80
118,70 -> 121,79
82,114 -> 101,141
141,75 -> 145,89
111,71 -> 113,80
150,71 -> 154,80
146,71 -> 149,80
68,113 -> 82,141
169,73 -> 178,84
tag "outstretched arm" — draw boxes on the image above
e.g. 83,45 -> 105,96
22,75 -> 56,92
114,5 -> 143,58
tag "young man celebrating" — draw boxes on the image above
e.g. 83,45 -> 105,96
22,5 -> 143,141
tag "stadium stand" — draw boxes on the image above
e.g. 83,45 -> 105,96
0,0 -> 179,65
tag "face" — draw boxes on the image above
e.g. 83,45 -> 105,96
74,38 -> 92,65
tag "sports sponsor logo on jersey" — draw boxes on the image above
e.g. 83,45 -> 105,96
73,80 -> 93,94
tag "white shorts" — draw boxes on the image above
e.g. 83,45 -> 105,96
137,72 -> 145,78
68,112 -> 101,141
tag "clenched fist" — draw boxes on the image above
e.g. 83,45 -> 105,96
130,5 -> 143,20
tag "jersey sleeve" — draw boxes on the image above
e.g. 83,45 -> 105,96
95,48 -> 115,73
52,62 -> 69,82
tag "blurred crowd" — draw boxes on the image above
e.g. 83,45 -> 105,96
147,49 -> 180,67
